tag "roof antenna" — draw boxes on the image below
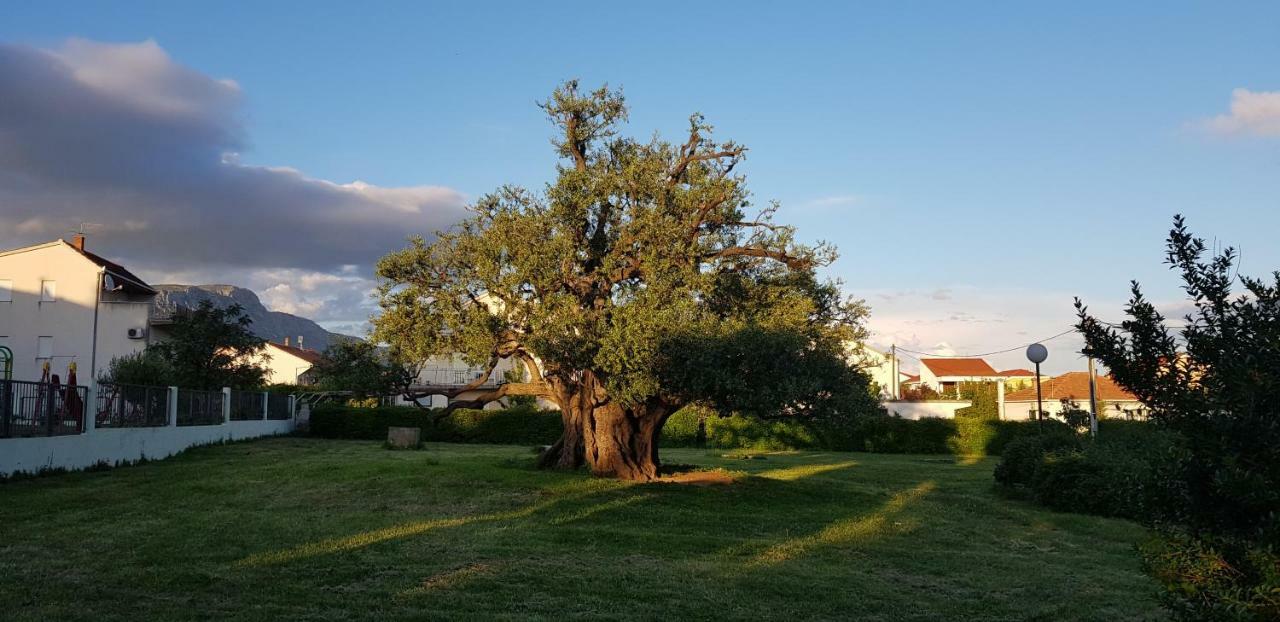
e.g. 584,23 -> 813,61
69,222 -> 102,252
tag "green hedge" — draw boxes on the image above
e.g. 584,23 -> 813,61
313,402 -> 1058,456
310,404 -> 562,445
660,406 -> 1051,455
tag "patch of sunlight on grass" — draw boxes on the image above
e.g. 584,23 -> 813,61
397,562 -> 496,598
237,493 -> 585,567
955,454 -> 986,466
744,481 -> 936,568
755,460 -> 859,481
549,494 -> 655,525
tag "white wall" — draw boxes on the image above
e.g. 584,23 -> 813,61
255,344 -> 315,385
0,242 -> 150,383
882,400 -> 973,420
1003,399 -> 1147,421
0,417 -> 294,476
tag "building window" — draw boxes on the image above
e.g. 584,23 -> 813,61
40,280 -> 56,302
36,336 -> 53,367
0,279 -> 11,302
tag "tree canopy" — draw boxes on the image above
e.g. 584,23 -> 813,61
374,81 -> 877,479
1076,215 -> 1280,543
309,340 -> 413,397
121,301 -> 268,390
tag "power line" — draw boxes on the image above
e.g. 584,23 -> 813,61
894,327 -> 1079,360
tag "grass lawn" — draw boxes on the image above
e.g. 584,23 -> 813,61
0,438 -> 1163,621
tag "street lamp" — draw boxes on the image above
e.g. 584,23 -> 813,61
1026,343 -> 1048,433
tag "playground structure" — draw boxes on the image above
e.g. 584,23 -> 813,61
0,358 -> 88,438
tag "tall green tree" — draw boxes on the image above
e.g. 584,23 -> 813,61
375,82 -> 873,480
309,340 -> 413,397
1076,215 -> 1280,543
149,301 -> 268,390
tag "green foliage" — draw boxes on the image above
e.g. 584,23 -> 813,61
1077,215 -> 1280,544
372,80 -> 869,425
1058,398 -> 1093,432
308,340 -> 411,397
954,381 -> 999,419
310,404 -> 562,445
101,349 -> 173,386
149,301 -> 267,389
102,301 -> 266,389
994,421 -> 1184,520
1073,216 -> 1280,615
1140,534 -> 1280,621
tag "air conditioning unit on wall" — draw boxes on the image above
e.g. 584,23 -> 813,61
127,327 -> 146,340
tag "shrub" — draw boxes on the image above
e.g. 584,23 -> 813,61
310,404 -> 562,445
1141,534 -> 1280,621
661,405 -> 711,448
994,421 -> 1187,521
704,415 -> 820,450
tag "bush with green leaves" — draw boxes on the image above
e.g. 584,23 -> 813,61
1072,216 -> 1280,619
310,404 -> 563,445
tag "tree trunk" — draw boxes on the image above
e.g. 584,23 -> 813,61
537,373 -> 672,481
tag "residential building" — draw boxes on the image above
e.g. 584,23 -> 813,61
847,344 -> 913,398
1003,372 -> 1148,420
996,368 -> 1040,390
255,338 -> 323,385
0,237 -> 156,384
917,358 -> 1005,395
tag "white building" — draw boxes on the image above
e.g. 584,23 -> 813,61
0,237 -> 155,384
916,358 -> 1006,395
847,344 -> 912,398
255,339 -> 323,386
1003,372 -> 1148,421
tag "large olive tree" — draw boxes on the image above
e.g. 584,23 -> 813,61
374,82 -> 873,480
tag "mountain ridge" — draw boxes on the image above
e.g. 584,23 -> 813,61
151,284 -> 356,351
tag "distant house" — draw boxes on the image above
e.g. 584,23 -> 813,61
847,345 -> 913,398
917,358 -> 1005,395
996,368 -> 1040,390
256,338 -> 323,385
0,236 -> 156,383
1003,372 -> 1147,421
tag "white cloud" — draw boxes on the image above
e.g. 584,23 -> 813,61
1202,88 -> 1280,137
0,38 -> 471,331
0,38 -> 469,273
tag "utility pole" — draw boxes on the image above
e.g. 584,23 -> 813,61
1087,357 -> 1099,438
890,344 -> 899,399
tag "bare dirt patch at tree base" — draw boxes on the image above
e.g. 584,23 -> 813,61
651,470 -> 738,486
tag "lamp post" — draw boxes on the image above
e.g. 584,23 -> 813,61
1026,343 -> 1048,433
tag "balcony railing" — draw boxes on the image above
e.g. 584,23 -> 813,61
415,368 -> 507,388
0,379 -> 88,438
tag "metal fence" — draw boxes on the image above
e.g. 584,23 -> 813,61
229,390 -> 264,421
266,393 -> 291,420
95,382 -> 168,428
0,379 -> 88,438
176,388 -> 224,427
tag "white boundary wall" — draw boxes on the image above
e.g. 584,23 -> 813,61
0,387 -> 296,477
0,418 -> 294,475
883,400 -> 973,420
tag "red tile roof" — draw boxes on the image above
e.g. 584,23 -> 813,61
1004,372 -> 1138,402
268,342 -> 323,364
998,368 -> 1036,377
920,358 -> 998,377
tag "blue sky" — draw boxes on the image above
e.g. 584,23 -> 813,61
2,1 -> 1278,373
